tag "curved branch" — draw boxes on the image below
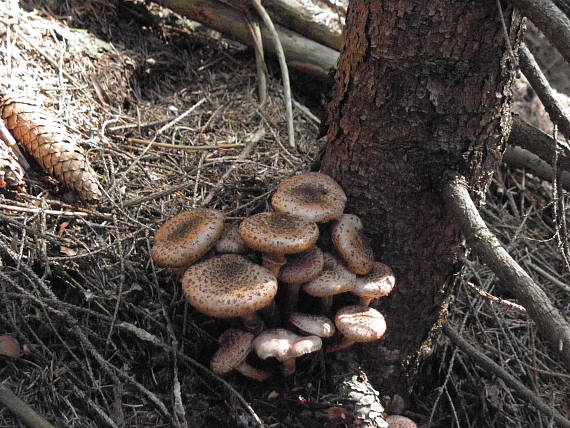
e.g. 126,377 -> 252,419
443,324 -> 570,428
0,383 -> 56,428
443,174 -> 570,371
511,0 -> 570,65
503,144 -> 570,188
519,44 -> 570,141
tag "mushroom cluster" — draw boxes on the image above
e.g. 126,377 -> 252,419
151,172 -> 397,380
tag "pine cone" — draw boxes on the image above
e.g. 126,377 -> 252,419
0,138 -> 25,192
0,96 -> 102,200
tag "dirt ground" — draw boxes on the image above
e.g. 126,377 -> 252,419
0,1 -> 569,427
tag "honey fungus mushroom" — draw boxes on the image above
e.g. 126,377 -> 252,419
386,415 -> 418,428
151,209 -> 224,268
253,328 -> 322,376
238,212 -> 319,277
289,312 -> 335,338
328,305 -> 387,352
331,214 -> 375,275
214,223 -> 248,254
352,262 -> 396,306
182,254 -> 277,332
210,329 -> 269,382
271,172 -> 347,223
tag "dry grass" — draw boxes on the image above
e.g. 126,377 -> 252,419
0,1 -> 568,427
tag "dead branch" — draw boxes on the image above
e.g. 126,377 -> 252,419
155,0 -> 339,80
511,0 -> 570,66
443,174 -> 570,371
519,44 -> 570,141
503,144 -> 570,188
0,384 -> 56,428
510,115 -> 570,171
443,324 -> 570,428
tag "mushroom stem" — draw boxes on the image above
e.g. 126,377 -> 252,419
326,338 -> 356,353
280,358 -> 297,376
262,253 -> 287,278
320,295 -> 334,314
236,362 -> 271,382
360,296 -> 374,307
284,283 -> 302,319
260,300 -> 280,327
240,312 -> 265,334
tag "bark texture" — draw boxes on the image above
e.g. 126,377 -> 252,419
321,1 -> 522,394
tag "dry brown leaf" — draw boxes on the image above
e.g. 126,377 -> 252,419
0,95 -> 102,200
60,246 -> 78,256
0,335 -> 22,358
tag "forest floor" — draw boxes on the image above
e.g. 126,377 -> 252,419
0,1 -> 569,427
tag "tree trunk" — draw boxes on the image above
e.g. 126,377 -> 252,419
321,1 -> 523,395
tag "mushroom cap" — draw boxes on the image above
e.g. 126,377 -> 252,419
238,212 -> 319,255
214,223 -> 248,254
287,335 -> 322,358
386,415 -> 417,428
182,254 -> 278,319
302,252 -> 356,297
334,305 -> 386,343
152,209 -> 225,268
279,247 -> 324,285
289,312 -> 336,338
253,329 -> 301,361
0,335 -> 22,358
353,262 -> 396,299
331,214 -> 374,275
271,172 -> 347,223
210,329 -> 254,374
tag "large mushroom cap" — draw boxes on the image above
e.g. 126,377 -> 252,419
331,214 -> 374,275
271,172 -> 347,223
289,312 -> 336,338
210,329 -> 254,375
303,252 -> 356,297
335,305 -> 387,343
353,262 -> 396,303
280,246 -> 324,285
238,212 -> 319,255
152,209 -> 224,268
182,254 -> 277,318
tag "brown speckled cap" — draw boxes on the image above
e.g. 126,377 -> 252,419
238,212 -> 319,255
182,254 -> 277,319
302,252 -> 356,298
210,329 -> 254,374
271,172 -> 347,223
386,415 -> 417,428
335,305 -> 386,343
152,209 -> 224,268
280,247 -> 324,285
331,214 -> 374,275
289,312 -> 335,338
214,223 -> 248,254
353,262 -> 396,305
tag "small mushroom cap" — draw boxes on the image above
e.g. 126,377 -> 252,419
303,252 -> 356,297
279,247 -> 324,285
289,312 -> 336,338
287,335 -> 322,358
0,335 -> 22,358
182,254 -> 278,318
210,329 -> 254,374
335,305 -> 386,343
253,328 -> 301,361
386,415 -> 417,428
215,223 -> 248,254
239,212 -> 319,255
331,214 -> 374,275
272,172 -> 347,223
353,262 -> 396,299
152,209 -> 225,268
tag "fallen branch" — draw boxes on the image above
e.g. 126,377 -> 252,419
519,44 -> 570,141
0,383 -> 56,428
155,0 -> 339,81
443,174 -> 570,371
443,324 -> 570,428
511,0 -> 570,66
503,144 -> 570,188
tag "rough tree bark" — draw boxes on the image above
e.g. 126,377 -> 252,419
321,1 -> 523,395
